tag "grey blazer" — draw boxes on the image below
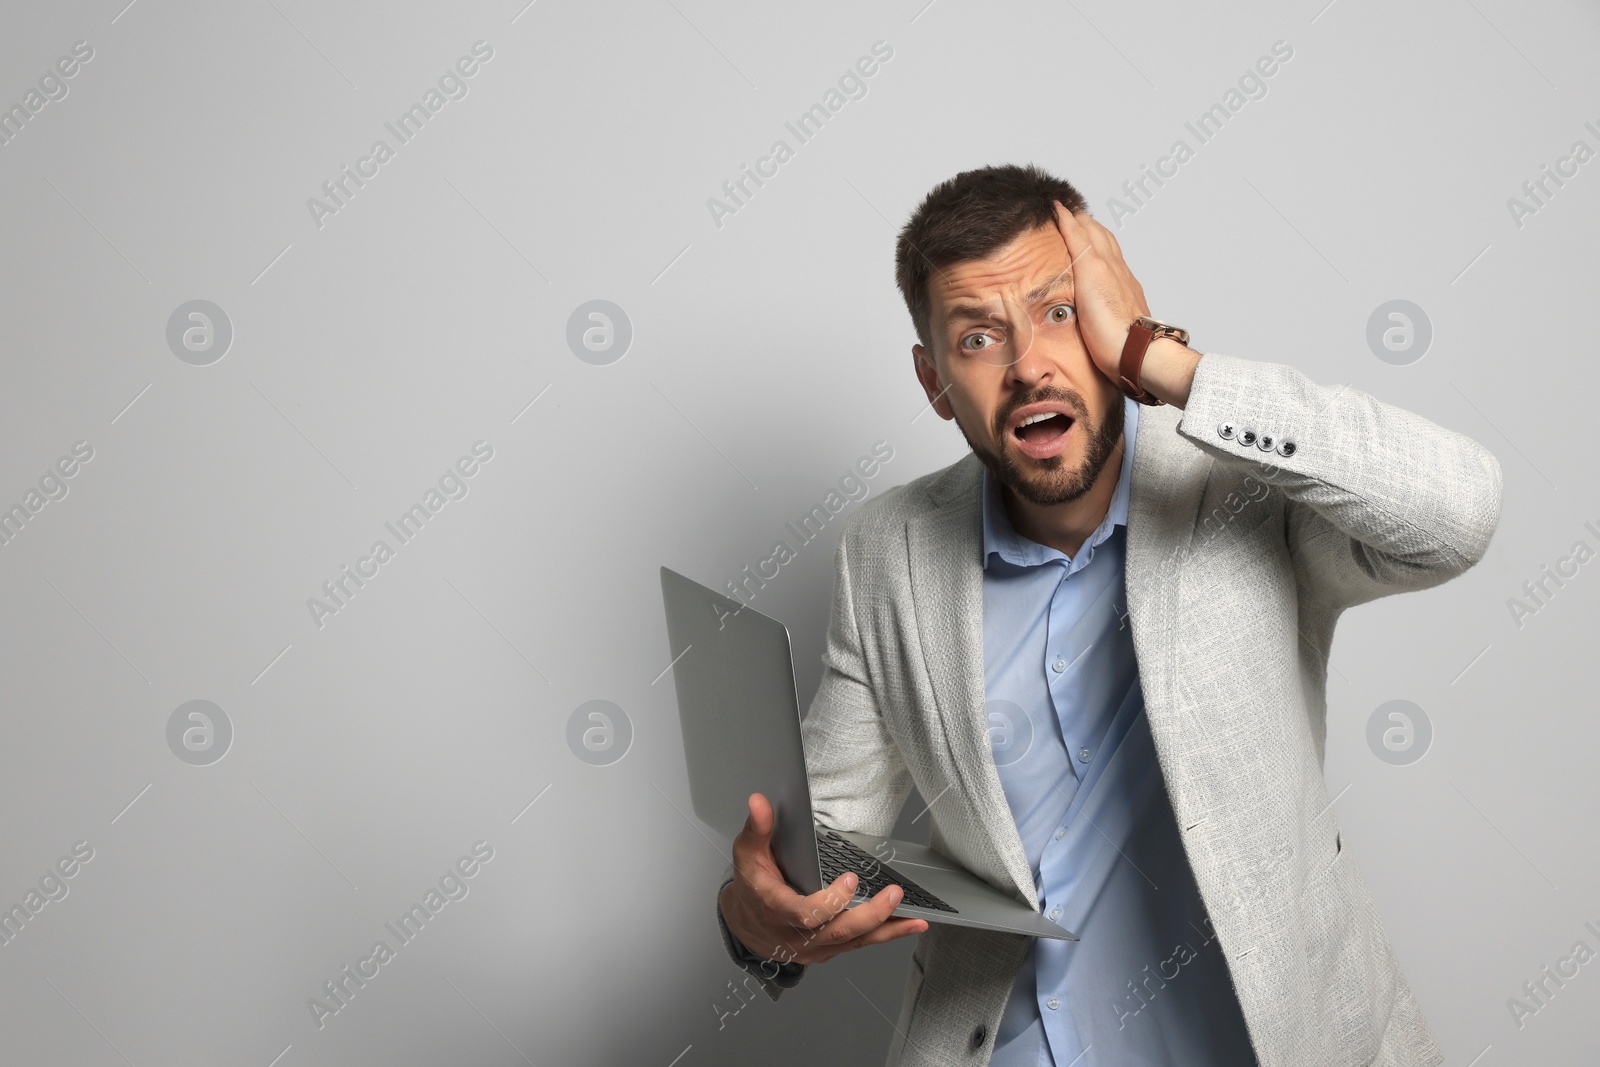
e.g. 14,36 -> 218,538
718,352 -> 1503,1066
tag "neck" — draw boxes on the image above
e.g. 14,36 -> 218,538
999,429 -> 1127,558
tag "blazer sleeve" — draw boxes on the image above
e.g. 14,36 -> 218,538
1175,351 -> 1504,611
799,512 -> 915,839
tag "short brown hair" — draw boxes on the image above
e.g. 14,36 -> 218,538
894,163 -> 1088,350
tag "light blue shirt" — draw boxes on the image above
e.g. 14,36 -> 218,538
981,398 -> 1257,1067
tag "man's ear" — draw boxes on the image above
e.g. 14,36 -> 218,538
911,343 -> 954,421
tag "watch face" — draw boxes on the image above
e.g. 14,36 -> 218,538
1140,316 -> 1188,344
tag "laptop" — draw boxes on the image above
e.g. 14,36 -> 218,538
659,566 -> 1074,941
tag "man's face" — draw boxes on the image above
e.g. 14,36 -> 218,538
912,221 -> 1125,507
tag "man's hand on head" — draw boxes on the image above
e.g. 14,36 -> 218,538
1051,202 -> 1201,408
719,792 -> 929,967
1050,201 -> 1152,382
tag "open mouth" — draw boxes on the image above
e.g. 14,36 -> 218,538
1010,410 -> 1074,459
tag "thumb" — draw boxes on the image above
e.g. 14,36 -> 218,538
741,792 -> 775,846
732,793 -> 782,891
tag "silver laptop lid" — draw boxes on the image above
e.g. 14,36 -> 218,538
659,566 -> 824,894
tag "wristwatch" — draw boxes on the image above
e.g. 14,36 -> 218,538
1118,315 -> 1190,406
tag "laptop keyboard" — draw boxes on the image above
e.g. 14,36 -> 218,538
815,831 -> 958,913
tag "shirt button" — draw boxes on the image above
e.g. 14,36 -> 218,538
1049,906 -> 1062,920
1078,748 -> 1092,763
1046,995 -> 1061,1011
1054,827 -> 1065,840
1051,658 -> 1067,673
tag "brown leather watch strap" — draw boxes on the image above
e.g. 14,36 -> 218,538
1118,319 -> 1163,406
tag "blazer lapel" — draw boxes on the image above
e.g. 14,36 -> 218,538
905,455 -> 1039,909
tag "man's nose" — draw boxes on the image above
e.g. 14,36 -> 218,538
1000,296 -> 1040,373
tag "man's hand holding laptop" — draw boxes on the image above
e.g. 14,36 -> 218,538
720,793 -> 930,965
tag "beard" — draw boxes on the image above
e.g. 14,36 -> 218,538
953,385 -> 1125,507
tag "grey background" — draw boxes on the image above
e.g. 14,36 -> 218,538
0,0 -> 1595,1064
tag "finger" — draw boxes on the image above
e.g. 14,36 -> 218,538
806,882 -> 906,947
1080,214 -> 1149,314
729,794 -> 798,902
1082,214 -> 1140,292
1074,212 -> 1147,311
1063,222 -> 1115,311
1078,212 -> 1124,273
1079,211 -> 1115,249
814,916 -> 930,961
1086,212 -> 1125,259
738,792 -> 773,845
731,794 -> 776,870
1053,200 -> 1097,272
1050,198 -> 1074,240
786,870 -> 860,930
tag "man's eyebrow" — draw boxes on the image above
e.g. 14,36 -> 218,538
1023,268 -> 1075,306
944,302 -> 998,327
941,268 -> 1076,329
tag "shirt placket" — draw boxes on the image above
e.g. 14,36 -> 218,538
1034,557 -> 1090,1066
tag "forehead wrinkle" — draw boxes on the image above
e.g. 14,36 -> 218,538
933,226 -> 1073,331
940,266 -> 1075,328
1022,267 -> 1074,306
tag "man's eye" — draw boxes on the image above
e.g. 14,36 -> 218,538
1048,303 -> 1075,323
962,332 -> 997,351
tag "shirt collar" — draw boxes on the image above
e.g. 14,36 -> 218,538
981,395 -> 1140,571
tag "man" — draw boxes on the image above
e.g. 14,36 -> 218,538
713,164 -> 1502,1066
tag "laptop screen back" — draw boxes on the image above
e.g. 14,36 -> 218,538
658,566 -> 823,894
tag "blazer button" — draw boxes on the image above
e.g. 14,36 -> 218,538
1238,428 -> 1258,447
1217,421 -> 1236,440
1277,439 -> 1296,457
970,1024 -> 987,1049
1256,433 -> 1275,451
